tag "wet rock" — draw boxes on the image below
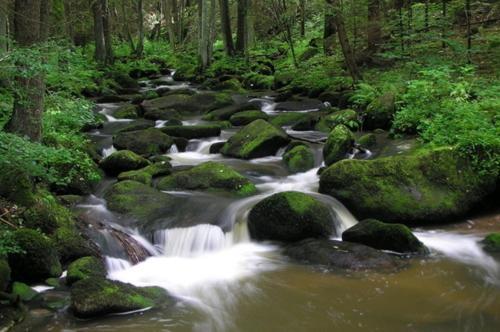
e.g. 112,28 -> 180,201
172,137 -> 189,152
113,103 -> 139,119
104,180 -> 177,220
274,99 -> 323,112
141,161 -> 172,177
319,147 -> 496,224
110,72 -> 140,90
284,239 -> 403,272
358,133 -> 377,148
70,277 -> 173,318
318,89 -> 353,108
161,124 -> 221,139
482,233 -> 500,253
209,142 -> 225,154
229,110 -> 269,126
202,102 -> 260,121
113,128 -> 174,156
270,112 -> 311,128
362,92 -> 396,130
117,169 -> 152,185
157,161 -> 257,196
221,119 -> 290,159
66,257 -> 107,286
323,125 -> 355,166
283,145 -> 315,173
8,229 -> 62,283
143,108 -> 181,121
116,119 -> 155,133
315,109 -> 358,132
141,92 -> 232,115
100,150 -> 150,176
12,282 -> 38,301
95,95 -> 130,103
342,219 -> 428,254
248,191 -> 332,242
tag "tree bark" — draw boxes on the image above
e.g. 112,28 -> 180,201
367,0 -> 381,52
7,0 -> 44,142
219,0 -> 234,55
465,0 -> 471,63
135,0 -> 144,56
323,11 -> 336,55
0,0 -> 7,52
198,0 -> 213,70
236,0 -> 248,54
441,0 -> 447,48
40,0 -> 52,42
102,0 -> 114,64
299,0 -> 305,37
326,0 -> 362,82
92,0 -> 106,63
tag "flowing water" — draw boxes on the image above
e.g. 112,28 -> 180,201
15,74 -> 500,332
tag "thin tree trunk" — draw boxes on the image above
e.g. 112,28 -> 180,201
424,0 -> 429,31
0,0 -> 7,52
40,0 -> 52,42
442,0 -> 447,48
324,11 -> 336,55
299,0 -> 305,37
326,0 -> 362,82
367,0 -> 381,52
407,0 -> 412,48
136,0 -> 144,56
102,0 -> 114,64
92,0 -> 106,63
7,0 -> 44,142
199,0 -> 212,70
219,0 -> 234,55
63,0 -> 74,42
236,0 -> 248,54
465,0 -> 471,63
122,0 -> 136,51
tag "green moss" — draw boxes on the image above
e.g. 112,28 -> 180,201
283,145 -> 315,173
117,170 -> 153,185
229,110 -> 269,126
0,166 -> 35,206
66,256 -> 106,286
358,133 -> 377,148
221,119 -> 289,159
113,128 -> 174,156
113,104 -> 139,119
157,161 -> 257,196
315,109 -> 358,132
8,228 -> 62,282
482,233 -> 500,252
141,161 -> 172,177
161,124 -> 221,139
248,191 -> 333,242
100,150 -> 150,176
270,112 -> 310,127
362,92 -> 396,130
12,282 -> 38,302
52,225 -> 95,263
323,125 -> 355,166
202,103 -> 260,121
319,147 -> 496,224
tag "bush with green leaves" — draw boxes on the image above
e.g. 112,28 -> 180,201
0,230 -> 23,257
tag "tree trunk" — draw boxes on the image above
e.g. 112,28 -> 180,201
299,0 -> 305,37
326,0 -> 362,82
102,0 -> 114,64
40,0 -> 52,42
136,0 -> 144,56
198,0 -> 212,70
465,0 -> 471,63
7,0 -> 44,142
441,0 -> 447,48
63,0 -> 74,42
367,0 -> 381,52
323,11 -> 336,55
424,0 -> 429,31
236,0 -> 248,54
0,0 -> 7,52
92,0 -> 106,63
396,0 -> 404,52
219,0 -> 234,55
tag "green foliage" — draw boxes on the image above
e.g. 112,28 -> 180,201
0,230 -> 23,256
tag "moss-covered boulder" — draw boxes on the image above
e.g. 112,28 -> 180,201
342,219 -> 427,254
0,166 -> 35,206
100,150 -> 150,176
319,147 -> 496,224
229,110 -> 269,126
358,133 -> 377,148
142,161 -> 172,177
283,145 -> 315,173
161,124 -> 221,139
270,112 -> 311,127
12,282 -> 38,301
104,180 -> 177,220
0,259 -> 10,291
248,191 -> 332,242
362,92 -> 396,130
157,161 -> 256,196
323,125 -> 355,166
117,170 -> 152,185
113,103 -> 139,119
70,277 -> 173,318
66,257 -> 107,286
202,102 -> 260,121
221,119 -> 290,159
8,229 -> 62,282
116,119 -> 155,133
143,108 -> 181,121
284,239 -> 403,272
315,109 -> 358,132
113,128 -> 174,156
52,223 -> 97,264
482,233 -> 500,253
141,92 -> 232,115
110,72 -> 140,90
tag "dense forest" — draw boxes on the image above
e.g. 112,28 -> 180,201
0,0 -> 499,331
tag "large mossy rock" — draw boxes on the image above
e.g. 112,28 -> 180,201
157,161 -> 257,196
220,119 -> 290,159
284,239 -> 403,272
100,150 -> 150,176
113,128 -> 174,156
315,109 -> 358,132
229,110 -> 269,126
104,180 -> 177,220
202,102 -> 260,121
70,277 -> 173,318
8,229 -> 62,283
143,108 -> 181,121
0,166 -> 35,206
117,169 -> 152,185
141,92 -> 232,115
270,112 -> 311,128
0,259 -> 10,291
161,124 -> 221,139
322,124 -> 355,166
342,219 -> 427,254
113,103 -> 139,119
66,257 -> 107,286
283,145 -> 315,173
319,147 -> 496,224
482,233 -> 500,253
248,191 -> 332,242
362,92 -> 396,130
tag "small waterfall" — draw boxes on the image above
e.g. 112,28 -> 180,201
102,145 -> 117,158
106,257 -> 132,272
155,120 -> 168,128
168,138 -> 224,166
169,144 -> 179,153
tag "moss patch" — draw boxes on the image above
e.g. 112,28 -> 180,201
283,145 -> 315,173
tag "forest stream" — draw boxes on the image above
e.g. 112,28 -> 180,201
11,72 -> 500,332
